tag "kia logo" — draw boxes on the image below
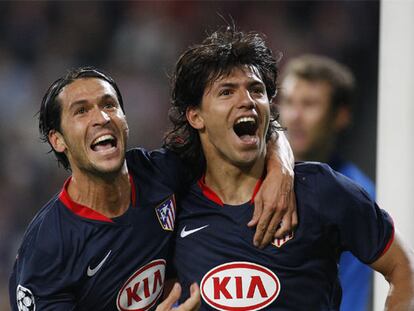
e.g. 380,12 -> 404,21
201,261 -> 280,311
117,259 -> 165,311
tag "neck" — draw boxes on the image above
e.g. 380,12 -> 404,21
204,156 -> 265,205
68,162 -> 130,218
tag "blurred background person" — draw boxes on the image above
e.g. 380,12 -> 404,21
0,2 -> 380,310
278,55 -> 375,311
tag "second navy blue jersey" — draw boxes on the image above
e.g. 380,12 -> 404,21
10,148 -> 184,311
173,162 -> 394,311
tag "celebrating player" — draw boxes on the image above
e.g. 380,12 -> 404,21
9,66 -> 295,310
166,27 -> 414,310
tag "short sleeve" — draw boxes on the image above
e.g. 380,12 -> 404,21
316,164 -> 394,264
9,221 -> 77,310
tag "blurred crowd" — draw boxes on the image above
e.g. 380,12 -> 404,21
0,1 -> 379,309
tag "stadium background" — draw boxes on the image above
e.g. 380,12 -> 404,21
0,1 -> 379,309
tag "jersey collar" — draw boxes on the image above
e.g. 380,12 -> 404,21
197,175 -> 263,207
59,175 -> 136,223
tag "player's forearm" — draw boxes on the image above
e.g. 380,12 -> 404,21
383,258 -> 414,311
266,130 -> 294,176
251,129 -> 296,246
371,232 -> 414,311
385,275 -> 414,311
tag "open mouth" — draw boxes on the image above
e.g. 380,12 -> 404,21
233,117 -> 259,140
90,134 -> 117,152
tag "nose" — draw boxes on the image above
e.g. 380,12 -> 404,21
92,108 -> 110,126
239,90 -> 256,110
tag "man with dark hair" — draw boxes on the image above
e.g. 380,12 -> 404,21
167,28 -> 414,310
10,67 -> 201,311
9,67 -> 295,310
279,55 -> 375,310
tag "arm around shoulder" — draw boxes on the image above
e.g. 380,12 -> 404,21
370,230 -> 414,311
251,130 -> 297,247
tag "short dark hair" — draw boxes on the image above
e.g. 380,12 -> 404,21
282,54 -> 355,110
164,27 -> 281,178
38,66 -> 124,170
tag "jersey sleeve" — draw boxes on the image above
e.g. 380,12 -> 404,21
9,218 -> 77,310
126,147 -> 190,193
315,163 -> 394,264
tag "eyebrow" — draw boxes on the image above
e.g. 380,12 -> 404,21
216,80 -> 265,89
249,81 -> 265,88
217,82 -> 237,88
69,94 -> 117,109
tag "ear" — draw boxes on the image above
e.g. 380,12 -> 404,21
334,105 -> 351,132
186,106 -> 205,130
48,130 -> 67,153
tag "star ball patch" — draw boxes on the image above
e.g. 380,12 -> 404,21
16,284 -> 35,311
155,195 -> 176,231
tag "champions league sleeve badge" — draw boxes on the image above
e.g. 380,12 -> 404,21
155,195 -> 176,231
16,284 -> 35,311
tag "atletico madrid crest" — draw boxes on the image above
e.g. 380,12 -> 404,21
155,195 -> 176,231
272,231 -> 294,248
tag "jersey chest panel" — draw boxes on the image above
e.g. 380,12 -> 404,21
72,201 -> 174,311
174,184 -> 340,310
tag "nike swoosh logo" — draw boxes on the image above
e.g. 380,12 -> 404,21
87,250 -> 112,277
180,225 -> 209,238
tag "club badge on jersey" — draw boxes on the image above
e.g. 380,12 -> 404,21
155,195 -> 176,231
200,261 -> 281,311
16,285 -> 35,311
272,231 -> 294,248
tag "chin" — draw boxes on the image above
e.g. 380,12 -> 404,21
234,152 -> 262,168
92,159 -> 125,176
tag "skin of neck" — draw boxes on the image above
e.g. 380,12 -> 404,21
203,145 -> 266,206
68,162 -> 131,218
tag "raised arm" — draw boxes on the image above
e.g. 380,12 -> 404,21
250,130 -> 297,248
370,231 -> 414,311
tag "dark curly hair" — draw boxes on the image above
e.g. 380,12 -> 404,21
164,27 -> 281,178
38,66 -> 124,170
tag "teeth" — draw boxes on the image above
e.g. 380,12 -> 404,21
235,117 -> 256,125
92,134 -> 114,145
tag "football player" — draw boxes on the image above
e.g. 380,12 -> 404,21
166,27 -> 414,310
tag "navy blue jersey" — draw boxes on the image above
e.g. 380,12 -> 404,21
10,148 -> 183,311
173,162 -> 394,311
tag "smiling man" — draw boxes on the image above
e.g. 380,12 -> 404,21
8,69 -> 202,311
166,27 -> 414,310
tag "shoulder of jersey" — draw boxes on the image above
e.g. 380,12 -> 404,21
294,161 -> 334,176
26,194 -> 61,232
126,147 -> 148,164
126,147 -> 171,171
18,194 -> 69,257
126,147 -> 172,160
294,162 -> 340,195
